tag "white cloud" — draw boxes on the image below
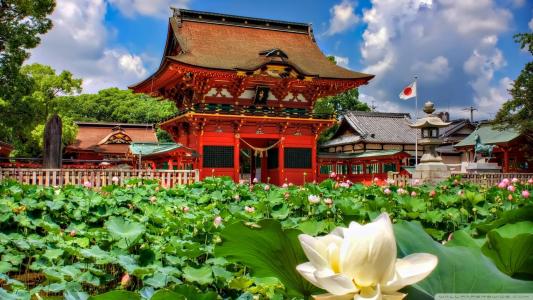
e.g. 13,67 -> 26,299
29,0 -> 150,93
332,55 -> 350,67
108,0 -> 189,18
324,0 -> 359,36
529,16 -> 533,31
359,0 -> 512,121
411,56 -> 451,81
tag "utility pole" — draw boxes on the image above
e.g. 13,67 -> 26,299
370,100 -> 377,112
463,106 -> 477,122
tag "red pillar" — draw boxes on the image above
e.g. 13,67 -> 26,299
198,133 -> 204,179
250,153 -> 256,183
168,159 -> 173,170
234,134 -> 240,182
503,148 -> 509,172
278,137 -> 285,184
311,139 -> 317,183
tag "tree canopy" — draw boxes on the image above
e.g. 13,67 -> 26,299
0,0 -> 56,155
55,88 -> 177,124
493,33 -> 532,137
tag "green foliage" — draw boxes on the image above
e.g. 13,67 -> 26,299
395,221 -> 533,297
30,114 -> 78,150
0,1 -> 55,152
2,64 -> 82,156
481,221 -> 533,278
493,32 -> 533,136
0,177 -> 531,298
215,220 -> 321,297
55,88 -> 177,124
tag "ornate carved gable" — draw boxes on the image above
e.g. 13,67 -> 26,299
98,127 -> 133,145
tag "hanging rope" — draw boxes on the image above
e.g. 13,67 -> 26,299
239,138 -> 281,158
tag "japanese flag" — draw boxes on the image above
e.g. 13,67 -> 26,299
399,81 -> 417,100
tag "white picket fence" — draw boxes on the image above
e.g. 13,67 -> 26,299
0,168 -> 199,188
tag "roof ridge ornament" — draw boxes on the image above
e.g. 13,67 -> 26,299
259,48 -> 288,59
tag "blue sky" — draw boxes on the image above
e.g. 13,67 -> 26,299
30,0 -> 532,120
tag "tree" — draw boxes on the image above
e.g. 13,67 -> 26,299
0,0 -> 55,151
493,33 -> 533,137
21,63 -> 82,120
55,88 -> 178,142
10,64 -> 82,156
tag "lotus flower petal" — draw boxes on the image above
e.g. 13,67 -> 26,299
296,262 -> 320,287
340,213 -> 397,287
314,269 -> 358,295
299,234 -> 344,271
313,293 -> 355,300
382,253 -> 438,293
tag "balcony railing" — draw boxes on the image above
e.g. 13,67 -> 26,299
162,104 -> 335,123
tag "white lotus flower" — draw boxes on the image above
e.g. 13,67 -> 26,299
296,213 -> 438,300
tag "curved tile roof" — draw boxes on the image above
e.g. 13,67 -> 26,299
164,9 -> 373,80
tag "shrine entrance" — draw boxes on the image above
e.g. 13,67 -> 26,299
239,138 -> 281,184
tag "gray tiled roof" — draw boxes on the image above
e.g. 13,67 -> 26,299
322,111 -> 420,148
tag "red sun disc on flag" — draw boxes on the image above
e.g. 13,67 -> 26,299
403,87 -> 412,96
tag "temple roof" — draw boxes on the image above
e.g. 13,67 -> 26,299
160,9 -> 373,80
454,123 -> 521,148
318,150 -> 409,159
321,111 -> 420,147
66,122 -> 158,154
129,142 -> 196,158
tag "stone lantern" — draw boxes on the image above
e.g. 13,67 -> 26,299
409,101 -> 451,183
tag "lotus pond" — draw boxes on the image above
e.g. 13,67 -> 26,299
0,176 -> 532,299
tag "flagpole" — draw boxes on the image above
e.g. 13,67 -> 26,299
414,75 -> 418,167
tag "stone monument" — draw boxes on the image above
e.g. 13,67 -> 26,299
409,101 -> 451,184
43,114 -> 63,169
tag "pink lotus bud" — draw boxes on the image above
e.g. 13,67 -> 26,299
252,178 -> 258,183
282,183 -> 288,188
429,190 -> 436,197
411,191 -> 417,197
324,198 -> 333,205
448,233 -> 453,241
264,184 -> 270,191
340,182 -> 350,188
308,195 -> 320,204
213,216 -> 223,227
245,206 -> 255,213
121,273 -> 131,287
373,177 -> 379,183
502,178 -> 510,185
507,185 -> 515,192
528,178 -> 533,184
112,176 -> 119,184
384,188 -> 391,195
289,183 -> 293,187
182,206 -> 190,213
412,179 -> 420,186
512,178 -> 519,183
522,190 -> 530,199
69,230 -> 76,237
508,194 -> 513,201
330,172 -> 337,178
397,188 -> 406,195
498,181 -> 507,189
83,181 -> 92,188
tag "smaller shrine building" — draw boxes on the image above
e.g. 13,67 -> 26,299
64,122 -> 158,167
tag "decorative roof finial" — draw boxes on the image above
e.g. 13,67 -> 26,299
423,101 -> 435,115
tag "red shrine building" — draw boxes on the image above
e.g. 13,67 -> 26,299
131,9 -> 373,185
